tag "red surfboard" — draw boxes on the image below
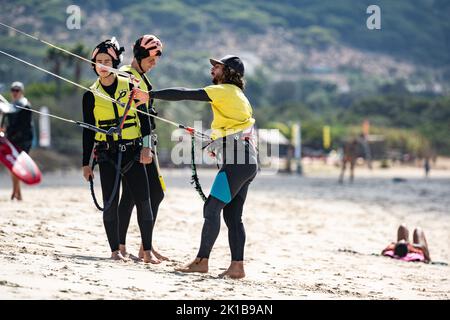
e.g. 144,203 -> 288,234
0,133 -> 42,185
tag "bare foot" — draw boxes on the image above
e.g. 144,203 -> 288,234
119,245 -> 141,262
152,247 -> 169,261
138,244 -> 144,259
119,244 -> 127,257
139,244 -> 169,261
127,253 -> 142,262
219,261 -> 246,279
111,251 -> 129,262
143,250 -> 161,264
175,257 -> 208,273
10,193 -> 22,201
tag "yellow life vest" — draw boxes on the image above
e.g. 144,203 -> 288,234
120,65 -> 152,93
90,76 -> 141,142
120,64 -> 158,129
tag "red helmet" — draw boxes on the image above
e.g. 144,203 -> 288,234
133,34 -> 163,61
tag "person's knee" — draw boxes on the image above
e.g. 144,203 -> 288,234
118,195 -> 134,213
136,200 -> 153,222
397,224 -> 409,241
413,227 -> 425,240
223,212 -> 232,227
153,188 -> 164,206
224,214 -> 243,230
103,208 -> 118,222
223,197 -> 244,225
203,197 -> 223,220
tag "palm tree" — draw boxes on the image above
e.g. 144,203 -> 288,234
70,43 -> 88,84
45,47 -> 68,98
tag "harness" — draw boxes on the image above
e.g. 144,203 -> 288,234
88,139 -> 141,211
88,79 -> 140,212
190,126 -> 258,202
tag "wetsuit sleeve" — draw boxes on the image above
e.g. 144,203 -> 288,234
20,103 -> 33,140
150,88 -> 211,102
129,83 -> 152,147
0,113 -> 6,128
82,91 -> 95,166
137,104 -> 151,139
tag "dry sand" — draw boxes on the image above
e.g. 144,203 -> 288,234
0,165 -> 449,299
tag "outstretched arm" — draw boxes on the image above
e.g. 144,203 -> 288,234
150,88 -> 211,102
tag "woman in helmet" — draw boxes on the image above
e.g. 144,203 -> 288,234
117,35 -> 169,261
81,39 -> 159,263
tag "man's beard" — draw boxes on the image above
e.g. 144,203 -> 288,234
212,74 -> 221,85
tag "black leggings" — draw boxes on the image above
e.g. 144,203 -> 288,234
197,162 -> 257,261
98,148 -> 154,252
118,160 -> 164,247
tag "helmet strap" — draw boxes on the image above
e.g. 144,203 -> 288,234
137,58 -> 145,74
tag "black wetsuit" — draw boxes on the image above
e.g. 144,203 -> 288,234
117,69 -> 164,248
152,87 -> 258,261
82,78 -> 154,252
1,97 -> 33,152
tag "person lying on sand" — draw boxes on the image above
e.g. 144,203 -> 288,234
382,224 -> 431,263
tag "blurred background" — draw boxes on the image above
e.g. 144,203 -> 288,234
1,0 -> 449,172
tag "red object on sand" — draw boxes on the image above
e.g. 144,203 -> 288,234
0,134 -> 42,185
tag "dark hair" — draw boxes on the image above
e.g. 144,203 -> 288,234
222,66 -> 245,91
394,242 -> 408,257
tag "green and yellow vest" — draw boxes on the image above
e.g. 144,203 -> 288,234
89,76 -> 141,142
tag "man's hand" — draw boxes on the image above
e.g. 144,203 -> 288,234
134,88 -> 149,106
208,151 -> 216,158
140,147 -> 153,164
82,166 -> 94,181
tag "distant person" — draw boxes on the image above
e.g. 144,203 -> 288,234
424,157 -> 430,178
338,134 -> 371,183
0,82 -> 33,200
338,138 -> 357,183
382,224 -> 431,263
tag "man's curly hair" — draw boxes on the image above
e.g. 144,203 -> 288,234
221,66 -> 245,90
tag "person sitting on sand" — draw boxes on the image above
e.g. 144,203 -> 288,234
382,224 -> 431,263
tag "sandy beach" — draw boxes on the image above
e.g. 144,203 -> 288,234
0,165 -> 449,300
